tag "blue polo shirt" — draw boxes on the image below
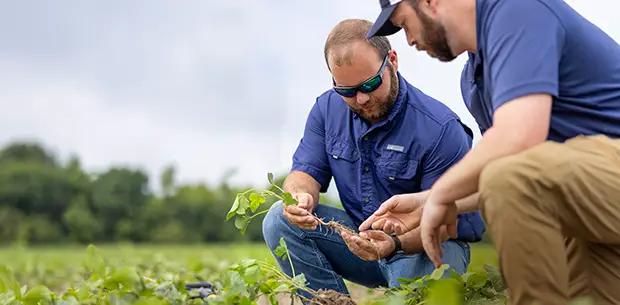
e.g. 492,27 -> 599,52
461,0 -> 620,140
292,73 -> 485,242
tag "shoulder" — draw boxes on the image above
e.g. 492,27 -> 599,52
399,79 -> 472,148
481,0 -> 561,30
402,81 -> 460,127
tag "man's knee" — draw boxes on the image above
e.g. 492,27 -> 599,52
442,241 -> 470,274
262,201 -> 287,247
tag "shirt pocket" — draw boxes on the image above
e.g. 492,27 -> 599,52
325,137 -> 359,200
376,151 -> 419,190
325,137 -> 359,163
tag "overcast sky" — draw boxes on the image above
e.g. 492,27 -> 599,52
1,1 -> 618,191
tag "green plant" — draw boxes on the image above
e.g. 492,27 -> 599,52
365,264 -> 507,305
227,173 -> 365,239
226,173 -> 298,234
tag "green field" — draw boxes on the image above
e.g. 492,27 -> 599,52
0,243 -> 499,304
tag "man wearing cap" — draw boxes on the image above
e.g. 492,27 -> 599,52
361,0 -> 620,304
262,19 -> 485,297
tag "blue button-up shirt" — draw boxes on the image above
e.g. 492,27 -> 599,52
292,73 -> 485,242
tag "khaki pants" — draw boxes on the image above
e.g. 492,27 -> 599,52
479,135 -> 620,305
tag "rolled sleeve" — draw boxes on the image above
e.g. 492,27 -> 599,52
291,100 -> 332,192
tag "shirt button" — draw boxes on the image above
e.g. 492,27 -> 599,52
363,136 -> 369,141
363,197 -> 370,203
364,166 -> 370,172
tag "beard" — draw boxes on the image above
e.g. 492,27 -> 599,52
353,65 -> 399,122
416,9 -> 456,62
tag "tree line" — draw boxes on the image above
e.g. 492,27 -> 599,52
0,142 -> 278,245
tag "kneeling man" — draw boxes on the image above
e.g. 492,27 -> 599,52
262,19 -> 484,296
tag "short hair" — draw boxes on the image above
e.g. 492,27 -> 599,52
324,19 -> 391,68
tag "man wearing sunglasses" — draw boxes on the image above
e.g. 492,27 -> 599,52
362,0 -> 620,304
262,19 -> 485,297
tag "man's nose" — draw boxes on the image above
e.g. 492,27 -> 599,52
356,92 -> 370,105
406,32 -> 416,47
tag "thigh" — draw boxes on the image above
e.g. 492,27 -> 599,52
308,204 -> 388,288
512,136 -> 620,244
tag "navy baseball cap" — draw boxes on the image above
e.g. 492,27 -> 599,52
367,0 -> 403,38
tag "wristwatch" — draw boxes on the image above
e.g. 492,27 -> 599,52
385,234 -> 403,260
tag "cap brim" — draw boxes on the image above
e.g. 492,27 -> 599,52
367,4 -> 402,38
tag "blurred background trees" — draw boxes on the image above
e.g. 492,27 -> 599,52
0,141 -> 286,245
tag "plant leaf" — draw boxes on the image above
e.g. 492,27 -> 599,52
281,192 -> 297,206
234,217 -> 250,234
427,279 -> 462,305
291,273 -> 307,289
484,264 -> 506,291
430,264 -> 449,280
226,194 -> 242,220
464,271 -> 488,289
22,285 -> 53,305
267,172 -> 274,185
273,237 -> 288,260
237,195 -> 249,215
248,193 -> 266,213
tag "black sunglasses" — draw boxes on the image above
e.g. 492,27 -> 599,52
333,55 -> 389,98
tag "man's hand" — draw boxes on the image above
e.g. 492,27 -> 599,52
420,198 -> 458,268
358,192 -> 428,234
283,192 -> 318,230
340,230 -> 395,261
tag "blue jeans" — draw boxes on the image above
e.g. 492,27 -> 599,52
262,202 -> 470,297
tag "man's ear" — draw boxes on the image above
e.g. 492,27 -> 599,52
389,49 -> 399,71
418,0 -> 440,17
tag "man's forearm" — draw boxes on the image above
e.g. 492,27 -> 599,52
428,128 -> 522,206
283,171 -> 321,205
455,193 -> 480,213
399,228 -> 425,254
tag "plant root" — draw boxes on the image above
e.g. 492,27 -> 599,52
314,216 -> 381,260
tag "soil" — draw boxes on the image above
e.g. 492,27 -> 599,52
308,289 -> 357,305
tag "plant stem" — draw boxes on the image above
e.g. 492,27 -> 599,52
284,239 -> 296,276
258,262 -> 314,294
248,209 -> 270,220
270,182 -> 286,195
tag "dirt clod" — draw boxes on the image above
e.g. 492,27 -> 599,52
308,289 -> 357,305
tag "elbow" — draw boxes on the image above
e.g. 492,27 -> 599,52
485,125 -> 548,154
